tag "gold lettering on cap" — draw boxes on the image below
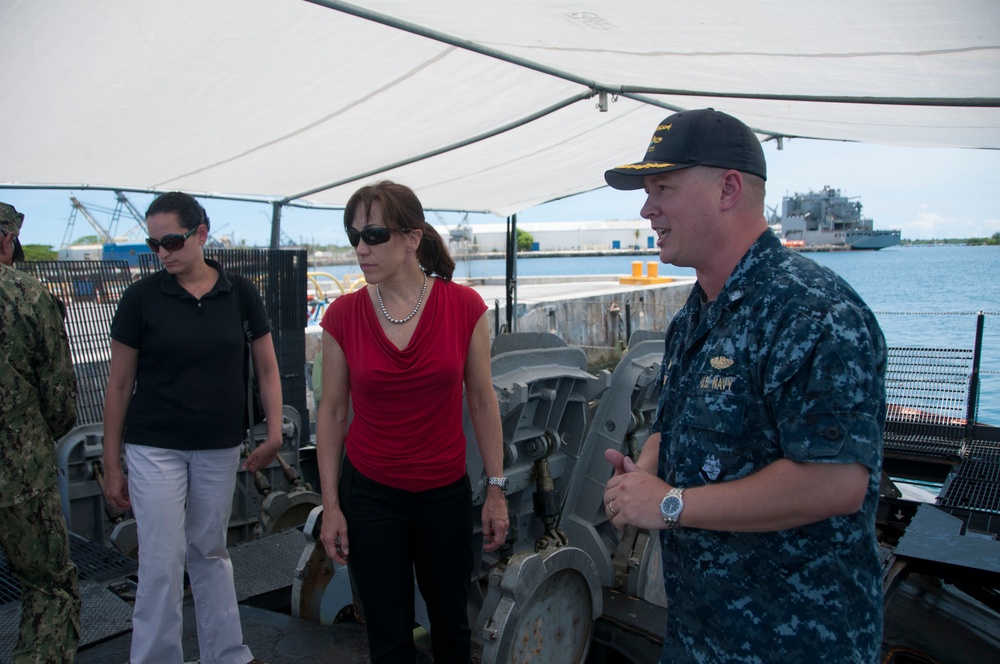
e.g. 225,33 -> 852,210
657,123 -> 673,132
617,162 -> 676,171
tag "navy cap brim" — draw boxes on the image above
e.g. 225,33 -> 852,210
604,161 -> 695,191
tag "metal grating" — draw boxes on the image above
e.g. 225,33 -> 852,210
22,250 -> 309,442
67,534 -> 139,583
230,528 -> 305,602
884,346 -> 975,439
0,534 -> 137,607
937,443 -> 1000,516
883,431 -> 964,461
882,345 -> 980,471
940,477 -> 1000,515
880,341 -> 1000,534
18,260 -> 133,426
954,509 -> 1000,536
0,556 -> 19,606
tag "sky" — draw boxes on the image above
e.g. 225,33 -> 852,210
2,139 -> 999,249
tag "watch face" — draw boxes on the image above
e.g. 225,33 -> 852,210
662,496 -> 682,517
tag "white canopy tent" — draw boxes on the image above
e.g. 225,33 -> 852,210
2,0 -> 998,243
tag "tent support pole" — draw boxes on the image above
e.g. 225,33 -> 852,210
505,214 -> 517,333
285,92 -> 591,202
270,201 -> 282,250
307,1 -> 998,109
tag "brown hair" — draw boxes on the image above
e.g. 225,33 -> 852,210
146,191 -> 211,232
343,180 -> 455,280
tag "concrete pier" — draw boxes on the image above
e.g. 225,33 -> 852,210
305,274 -> 693,363
303,276 -> 694,420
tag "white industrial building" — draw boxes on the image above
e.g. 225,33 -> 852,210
452,219 -> 655,253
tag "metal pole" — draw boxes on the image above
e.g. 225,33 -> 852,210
305,1 -> 999,109
505,214 -> 518,333
285,93 -> 590,202
270,201 -> 282,250
625,301 -> 632,346
965,311 -> 985,437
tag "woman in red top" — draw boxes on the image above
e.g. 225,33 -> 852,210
316,180 -> 508,663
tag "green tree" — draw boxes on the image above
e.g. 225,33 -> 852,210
516,228 -> 534,252
22,244 -> 58,260
966,233 -> 1000,246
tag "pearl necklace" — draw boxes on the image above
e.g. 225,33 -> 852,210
376,272 -> 427,325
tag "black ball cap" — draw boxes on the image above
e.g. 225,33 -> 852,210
605,108 -> 767,190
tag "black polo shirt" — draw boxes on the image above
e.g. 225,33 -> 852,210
110,259 -> 271,450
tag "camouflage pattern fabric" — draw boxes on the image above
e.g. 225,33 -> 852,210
0,489 -> 81,663
1,263 -> 77,505
652,230 -> 886,663
0,262 -> 80,662
0,202 -> 24,236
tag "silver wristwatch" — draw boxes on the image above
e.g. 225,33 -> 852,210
659,487 -> 685,530
487,476 -> 509,493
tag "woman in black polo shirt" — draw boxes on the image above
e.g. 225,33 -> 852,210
101,192 -> 281,664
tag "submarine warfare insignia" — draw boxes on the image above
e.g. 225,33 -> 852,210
709,356 -> 734,370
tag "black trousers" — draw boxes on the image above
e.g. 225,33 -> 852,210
340,456 -> 474,664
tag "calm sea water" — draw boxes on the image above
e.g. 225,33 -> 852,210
317,244 -> 1000,424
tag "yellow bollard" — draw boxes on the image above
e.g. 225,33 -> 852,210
619,259 -> 673,285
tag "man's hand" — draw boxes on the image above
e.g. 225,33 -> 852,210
603,448 -> 672,531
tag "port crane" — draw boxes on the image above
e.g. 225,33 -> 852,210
61,196 -> 114,249
431,210 -> 474,254
109,190 -> 148,238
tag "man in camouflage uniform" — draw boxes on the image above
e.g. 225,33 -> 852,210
602,110 -> 886,662
1,202 -> 81,663
0,201 -> 26,265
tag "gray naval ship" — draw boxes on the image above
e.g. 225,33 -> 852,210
772,185 -> 902,250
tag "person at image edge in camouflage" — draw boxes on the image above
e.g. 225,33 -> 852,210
602,110 -> 886,662
0,201 -> 26,266
0,202 -> 81,663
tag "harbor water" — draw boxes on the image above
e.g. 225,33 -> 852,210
316,244 -> 1000,425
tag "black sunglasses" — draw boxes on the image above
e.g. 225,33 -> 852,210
346,226 -> 410,248
146,226 -> 199,252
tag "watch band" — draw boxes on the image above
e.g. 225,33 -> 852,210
487,476 -> 509,493
660,487 -> 685,530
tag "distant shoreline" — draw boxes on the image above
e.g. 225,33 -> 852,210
305,243 -> 902,267
310,247 -> 662,266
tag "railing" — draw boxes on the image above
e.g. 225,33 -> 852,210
879,312 -> 999,535
20,250 -> 310,444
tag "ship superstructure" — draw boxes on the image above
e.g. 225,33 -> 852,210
776,186 -> 901,250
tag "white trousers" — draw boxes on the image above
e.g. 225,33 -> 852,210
126,444 -> 253,664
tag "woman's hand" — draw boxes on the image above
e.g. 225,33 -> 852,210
319,506 -> 350,565
481,488 -> 510,552
242,436 -> 282,472
102,463 -> 131,512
